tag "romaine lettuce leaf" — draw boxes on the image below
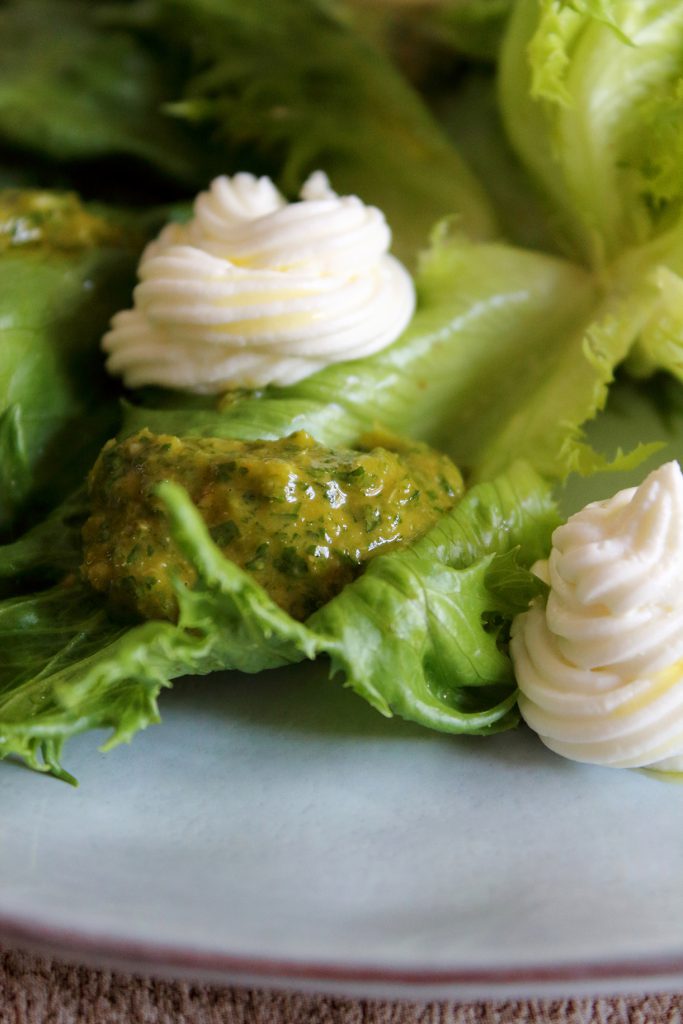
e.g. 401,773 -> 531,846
0,461 -> 556,781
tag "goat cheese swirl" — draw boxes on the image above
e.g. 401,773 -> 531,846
103,171 -> 415,392
511,461 -> 683,771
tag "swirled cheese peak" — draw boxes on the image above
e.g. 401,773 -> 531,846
511,461 -> 683,771
103,171 -> 416,392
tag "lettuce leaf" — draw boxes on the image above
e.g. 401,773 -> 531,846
433,72 -> 560,254
0,191 -> 153,538
0,0 -> 496,263
613,226 -> 683,384
499,0 -> 683,267
1,211 -> 659,780
407,0 -> 514,62
309,461 -> 556,733
498,1 -> 683,391
126,0 -> 496,262
0,461 -> 556,781
0,487 -> 87,597
123,227 -> 645,481
0,0 -> 202,186
0,0 -> 497,260
344,0 -> 514,67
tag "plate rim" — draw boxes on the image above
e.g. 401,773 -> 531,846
2,907 -> 683,989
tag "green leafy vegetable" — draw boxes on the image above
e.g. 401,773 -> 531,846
0,0 -> 201,185
410,0 -> 514,62
343,0 -> 514,70
498,0 -> 683,394
0,0 -> 499,260
615,231 -> 683,384
123,225 -> 648,482
0,585 -> 129,783
0,487 -> 87,596
0,190 -> 151,537
0,462 -> 556,780
484,548 -> 549,616
433,72 -> 559,253
3,0 -> 678,786
309,461 -> 558,733
127,0 -> 497,261
500,0 -> 683,267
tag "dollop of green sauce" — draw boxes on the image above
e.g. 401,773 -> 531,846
82,428 -> 464,621
0,190 -> 124,251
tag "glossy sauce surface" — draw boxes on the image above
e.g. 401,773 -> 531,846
83,428 -> 463,620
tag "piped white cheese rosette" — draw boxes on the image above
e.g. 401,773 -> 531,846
511,461 -> 683,771
103,171 -> 415,392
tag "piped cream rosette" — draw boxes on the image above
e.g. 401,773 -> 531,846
511,461 -> 683,771
103,171 -> 415,392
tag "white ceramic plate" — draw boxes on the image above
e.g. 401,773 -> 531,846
1,385 -> 683,1000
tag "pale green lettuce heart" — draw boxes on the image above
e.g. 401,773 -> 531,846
500,0 -> 683,267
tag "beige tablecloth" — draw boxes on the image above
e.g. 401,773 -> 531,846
2,948 -> 683,1024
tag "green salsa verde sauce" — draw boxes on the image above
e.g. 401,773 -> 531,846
82,428 -> 464,621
